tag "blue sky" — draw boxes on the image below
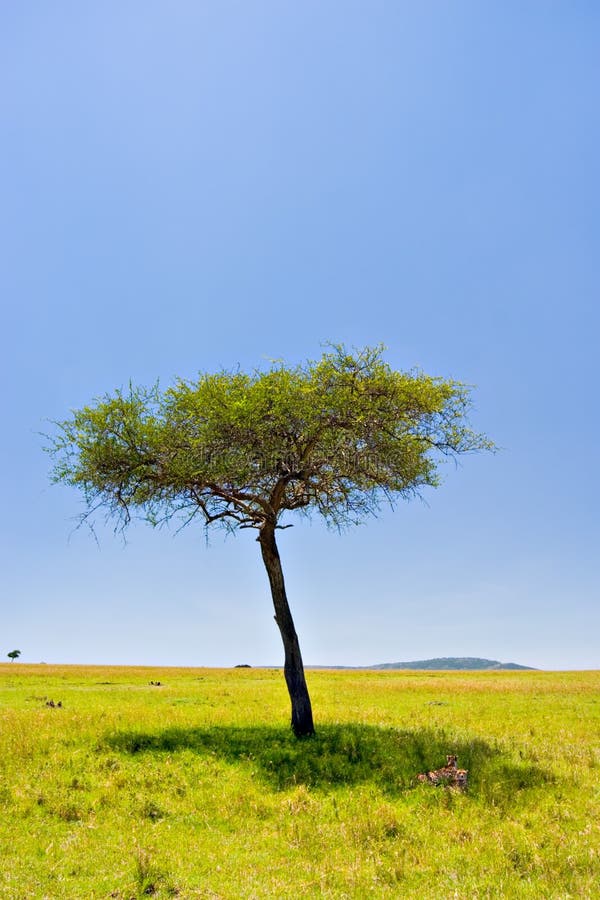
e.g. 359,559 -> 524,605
1,2 -> 598,669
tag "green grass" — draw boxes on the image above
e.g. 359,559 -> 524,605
1,665 -> 599,898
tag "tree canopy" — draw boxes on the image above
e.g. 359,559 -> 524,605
50,345 -> 491,534
48,345 -> 492,735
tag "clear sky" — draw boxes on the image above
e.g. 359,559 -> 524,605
1,2 -> 598,670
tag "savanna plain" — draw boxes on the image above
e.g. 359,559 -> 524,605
0,665 -> 599,899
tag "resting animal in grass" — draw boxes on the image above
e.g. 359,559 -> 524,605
418,755 -> 468,789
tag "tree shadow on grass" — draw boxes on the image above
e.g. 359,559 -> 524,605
101,724 -> 553,801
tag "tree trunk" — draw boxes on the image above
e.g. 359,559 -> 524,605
258,523 -> 315,737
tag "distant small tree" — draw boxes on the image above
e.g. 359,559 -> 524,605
7,650 -> 21,662
48,345 -> 492,736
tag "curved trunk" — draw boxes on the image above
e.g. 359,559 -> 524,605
258,523 -> 315,737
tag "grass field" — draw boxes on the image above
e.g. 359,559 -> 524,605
1,664 -> 599,899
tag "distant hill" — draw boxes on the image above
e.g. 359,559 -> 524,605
371,657 -> 535,671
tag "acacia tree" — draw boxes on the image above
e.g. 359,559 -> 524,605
48,346 -> 491,736
7,650 -> 21,662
